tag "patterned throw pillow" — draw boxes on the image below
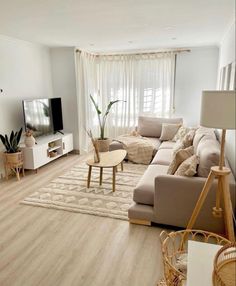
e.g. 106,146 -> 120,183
175,155 -> 199,176
182,129 -> 196,148
167,146 -> 194,175
173,126 -> 189,142
159,123 -> 182,141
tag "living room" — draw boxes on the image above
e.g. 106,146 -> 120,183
0,1 -> 235,285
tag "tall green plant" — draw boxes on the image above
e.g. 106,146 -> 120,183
0,128 -> 23,153
90,95 -> 124,140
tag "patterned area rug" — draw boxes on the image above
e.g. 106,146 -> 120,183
21,162 -> 147,220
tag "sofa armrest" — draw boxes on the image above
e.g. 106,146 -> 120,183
154,175 -> 235,232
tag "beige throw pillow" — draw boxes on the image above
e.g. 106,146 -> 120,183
167,146 -> 194,175
160,123 -> 181,141
182,129 -> 196,148
173,126 -> 189,142
175,155 -> 199,177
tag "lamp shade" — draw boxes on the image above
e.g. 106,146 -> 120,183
200,91 -> 236,130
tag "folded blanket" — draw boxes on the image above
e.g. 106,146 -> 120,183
114,134 -> 155,164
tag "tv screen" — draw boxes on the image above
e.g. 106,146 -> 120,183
23,98 -> 63,137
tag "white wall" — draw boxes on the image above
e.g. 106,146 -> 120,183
218,21 -> 235,176
174,46 -> 219,126
50,48 -> 79,150
0,35 -> 53,177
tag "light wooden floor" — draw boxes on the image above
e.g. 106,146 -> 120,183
0,154 -> 164,286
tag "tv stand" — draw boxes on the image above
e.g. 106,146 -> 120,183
54,130 -> 64,135
21,133 -> 73,171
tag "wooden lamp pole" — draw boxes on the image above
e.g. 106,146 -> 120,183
186,91 -> 235,242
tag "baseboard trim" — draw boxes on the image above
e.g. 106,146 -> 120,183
129,219 -> 151,226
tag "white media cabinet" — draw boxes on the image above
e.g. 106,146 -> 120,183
21,133 -> 73,171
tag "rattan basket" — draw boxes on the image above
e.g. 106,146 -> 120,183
213,242 -> 236,286
159,230 -> 230,286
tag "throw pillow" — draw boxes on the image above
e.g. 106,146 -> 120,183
182,129 -> 196,148
173,126 -> 189,142
175,155 -> 199,177
160,123 -> 181,141
172,141 -> 185,155
167,146 -> 194,175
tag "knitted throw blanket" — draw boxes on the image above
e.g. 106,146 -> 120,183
114,134 -> 155,164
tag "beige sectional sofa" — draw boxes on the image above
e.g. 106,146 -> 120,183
110,116 -> 236,233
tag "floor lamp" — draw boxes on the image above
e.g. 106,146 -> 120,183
187,90 -> 235,242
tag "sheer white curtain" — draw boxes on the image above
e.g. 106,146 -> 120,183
76,51 -> 175,152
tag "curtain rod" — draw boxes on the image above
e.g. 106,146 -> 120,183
75,48 -> 191,56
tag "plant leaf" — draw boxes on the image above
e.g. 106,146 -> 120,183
0,134 -> 6,146
104,100 -> 124,116
10,131 -> 14,144
90,94 -> 102,115
4,135 -> 11,152
16,128 -> 22,146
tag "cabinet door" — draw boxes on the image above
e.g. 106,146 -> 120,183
23,143 -> 49,169
62,134 -> 73,154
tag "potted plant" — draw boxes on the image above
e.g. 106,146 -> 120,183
0,128 -> 23,180
90,95 -> 123,152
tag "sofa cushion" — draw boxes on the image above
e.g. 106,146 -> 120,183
175,155 -> 199,177
151,149 -> 173,165
167,146 -> 194,174
197,137 -> 220,177
133,164 -> 169,205
159,141 -> 176,150
137,116 -> 183,137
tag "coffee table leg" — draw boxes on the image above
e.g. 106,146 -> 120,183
121,161 -> 124,171
112,166 -> 116,192
99,167 -> 103,186
87,166 -> 92,188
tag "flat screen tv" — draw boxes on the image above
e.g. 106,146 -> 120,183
22,98 -> 63,137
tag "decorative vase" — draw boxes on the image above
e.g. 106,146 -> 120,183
95,138 -> 111,152
24,135 -> 36,147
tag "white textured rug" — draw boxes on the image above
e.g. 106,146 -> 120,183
21,162 -> 147,220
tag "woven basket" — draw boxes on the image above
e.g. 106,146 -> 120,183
160,230 -> 230,286
213,242 -> 236,286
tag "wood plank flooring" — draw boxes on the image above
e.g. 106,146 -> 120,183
0,154 -> 164,286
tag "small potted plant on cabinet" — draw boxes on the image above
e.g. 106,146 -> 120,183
90,95 -> 123,152
0,128 -> 24,180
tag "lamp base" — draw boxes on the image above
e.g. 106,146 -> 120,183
187,165 -> 235,242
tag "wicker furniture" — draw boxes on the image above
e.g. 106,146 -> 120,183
159,229 -> 230,286
4,151 -> 24,181
86,150 -> 127,192
213,242 -> 236,286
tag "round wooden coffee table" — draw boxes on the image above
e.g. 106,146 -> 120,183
86,150 -> 127,192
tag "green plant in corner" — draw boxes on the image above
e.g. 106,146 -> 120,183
90,95 -> 124,140
0,128 -> 23,153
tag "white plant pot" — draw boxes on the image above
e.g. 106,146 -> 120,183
24,136 -> 36,147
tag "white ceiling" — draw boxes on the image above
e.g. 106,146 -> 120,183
0,0 -> 234,52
